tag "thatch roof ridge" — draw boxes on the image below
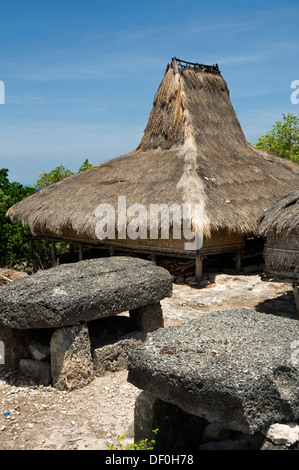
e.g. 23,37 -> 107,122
258,190 -> 299,237
6,57 -> 299,245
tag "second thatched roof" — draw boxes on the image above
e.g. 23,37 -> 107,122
6,58 -> 299,247
258,190 -> 299,238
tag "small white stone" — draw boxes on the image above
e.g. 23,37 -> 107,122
263,422 -> 299,446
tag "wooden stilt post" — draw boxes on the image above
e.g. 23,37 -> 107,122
29,237 -> 34,259
51,241 -> 56,266
292,282 -> 299,315
110,247 -> 115,256
78,244 -> 83,261
195,255 -> 203,282
151,252 -> 156,263
235,250 -> 242,273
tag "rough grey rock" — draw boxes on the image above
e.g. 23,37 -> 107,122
0,257 -> 173,329
128,308 -> 299,434
129,303 -> 164,333
0,327 -> 53,369
29,341 -> 50,361
134,391 -> 208,451
93,331 -> 145,376
260,439 -> 288,451
125,421 -> 135,439
50,323 -> 94,391
202,422 -> 232,442
19,359 -> 51,386
261,422 -> 299,446
0,327 -> 31,369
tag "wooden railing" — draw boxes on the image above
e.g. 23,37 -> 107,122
172,57 -> 221,75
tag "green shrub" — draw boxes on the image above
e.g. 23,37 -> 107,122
108,429 -> 158,450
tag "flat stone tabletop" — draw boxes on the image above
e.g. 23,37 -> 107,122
128,308 -> 299,434
0,257 -> 173,329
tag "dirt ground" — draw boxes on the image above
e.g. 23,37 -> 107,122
0,267 -> 297,451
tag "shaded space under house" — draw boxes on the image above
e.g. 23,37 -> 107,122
258,190 -> 299,314
7,58 -> 299,280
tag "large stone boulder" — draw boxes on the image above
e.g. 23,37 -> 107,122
0,257 -> 173,329
128,308 -> 299,434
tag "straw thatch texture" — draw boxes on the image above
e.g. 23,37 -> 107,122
258,190 -> 299,238
258,191 -> 299,280
7,58 -> 299,254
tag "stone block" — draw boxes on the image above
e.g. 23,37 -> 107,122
262,422 -> 299,446
0,326 -> 31,369
29,340 -> 50,361
50,323 -> 94,391
128,308 -> 299,434
19,359 -> 51,386
0,257 -> 173,329
129,302 -> 164,333
93,331 -> 145,376
134,391 -> 208,450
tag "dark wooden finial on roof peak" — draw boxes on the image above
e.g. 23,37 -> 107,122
171,57 -> 221,75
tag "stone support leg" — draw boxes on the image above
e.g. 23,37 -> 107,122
129,302 -> 164,333
50,323 -> 94,391
134,391 -> 208,450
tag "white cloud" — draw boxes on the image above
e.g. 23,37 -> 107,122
3,53 -> 166,82
218,42 -> 299,66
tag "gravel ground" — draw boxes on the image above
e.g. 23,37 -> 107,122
0,367 -> 139,450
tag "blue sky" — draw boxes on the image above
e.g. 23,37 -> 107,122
0,0 -> 298,185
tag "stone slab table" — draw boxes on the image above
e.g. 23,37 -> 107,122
0,256 -> 173,389
127,308 -> 299,449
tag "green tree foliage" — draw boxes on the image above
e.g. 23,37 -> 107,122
0,169 -> 36,266
78,158 -> 93,173
0,160 -> 94,267
36,165 -> 74,190
255,113 -> 299,164
36,159 -> 93,189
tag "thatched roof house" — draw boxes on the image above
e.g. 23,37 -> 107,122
258,190 -> 299,312
7,58 -> 299,278
258,190 -> 299,280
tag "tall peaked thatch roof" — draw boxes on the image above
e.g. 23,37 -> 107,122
7,58 -> 299,248
258,190 -> 299,237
